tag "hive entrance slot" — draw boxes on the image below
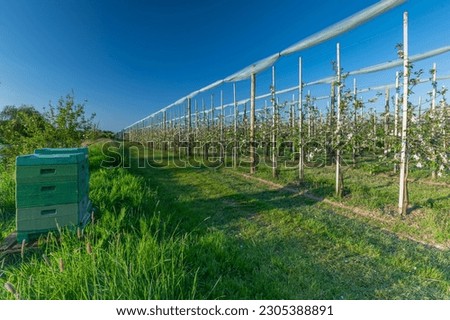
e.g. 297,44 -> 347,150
41,209 -> 57,215
41,186 -> 56,192
40,168 -> 56,175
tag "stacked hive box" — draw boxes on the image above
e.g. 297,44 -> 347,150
15,148 -> 91,242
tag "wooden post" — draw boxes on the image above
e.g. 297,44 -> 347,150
335,42 -> 343,198
250,73 -> 256,174
202,98 -> 206,127
178,108 -> 182,155
194,100 -> 198,157
398,11 -> 409,216
393,71 -> 400,173
352,78 -> 357,167
418,96 -> 422,120
431,63 -> 437,179
298,57 -> 304,181
330,84 -> 336,124
264,100 -> 269,159
210,94 -> 215,130
372,110 -> 377,152
289,94 -> 295,154
187,98 -> 192,158
394,71 -> 400,137
220,90 -> 224,164
271,66 -> 278,178
195,100 -> 199,130
308,91 -> 313,139
431,62 -> 437,112
233,83 -> 238,168
384,87 -> 390,156
290,94 -> 295,129
202,98 -> 208,162
328,83 -> 336,166
163,110 -> 167,152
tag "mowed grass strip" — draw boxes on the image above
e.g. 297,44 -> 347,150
236,162 -> 450,247
131,154 -> 450,299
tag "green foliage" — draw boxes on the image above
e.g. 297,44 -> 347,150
0,167 -> 15,238
0,93 -> 96,166
44,93 -> 96,147
0,105 -> 51,162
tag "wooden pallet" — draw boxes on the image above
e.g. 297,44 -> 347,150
0,232 -> 39,255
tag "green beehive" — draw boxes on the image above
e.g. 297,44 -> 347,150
16,196 -> 91,242
34,148 -> 89,174
16,179 -> 87,207
16,153 -> 89,206
34,147 -> 90,186
34,147 -> 88,156
15,149 -> 91,242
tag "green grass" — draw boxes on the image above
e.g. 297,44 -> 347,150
0,144 -> 197,299
236,157 -> 450,247
0,166 -> 15,240
1,145 -> 449,299
127,149 -> 450,299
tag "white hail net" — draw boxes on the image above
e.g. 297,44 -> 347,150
126,0 -> 408,130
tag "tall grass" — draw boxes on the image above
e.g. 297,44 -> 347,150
0,144 -> 198,299
0,166 -> 15,239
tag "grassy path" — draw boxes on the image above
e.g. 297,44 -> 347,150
131,159 -> 450,299
234,171 -> 448,251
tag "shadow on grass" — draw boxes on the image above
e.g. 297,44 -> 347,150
129,158 -> 450,299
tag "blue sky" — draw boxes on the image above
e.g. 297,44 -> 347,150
0,0 -> 449,131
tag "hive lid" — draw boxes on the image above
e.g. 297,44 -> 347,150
16,152 -> 86,166
34,147 -> 88,157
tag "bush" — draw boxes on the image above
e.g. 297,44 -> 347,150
0,94 -> 96,166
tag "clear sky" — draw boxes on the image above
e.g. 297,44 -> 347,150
0,0 -> 449,132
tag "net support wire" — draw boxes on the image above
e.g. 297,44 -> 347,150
124,0 -> 406,132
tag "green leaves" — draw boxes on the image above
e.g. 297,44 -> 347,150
0,93 -> 96,165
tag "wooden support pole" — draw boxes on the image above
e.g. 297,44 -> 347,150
384,87 -> 390,156
195,100 -> 199,130
220,90 -> 224,164
308,91 -> 313,139
394,71 -> 400,137
163,111 -> 167,151
210,94 -> 214,129
418,96 -> 422,120
271,66 -> 278,178
233,83 -> 238,168
291,94 -> 295,129
352,78 -> 357,167
202,98 -> 206,127
328,83 -> 336,166
398,11 -> 409,216
335,42 -> 343,198
263,100 -> 269,158
250,73 -> 256,174
298,57 -> 304,181
187,97 -> 192,158
393,71 -> 400,173
431,63 -> 437,179
431,62 -> 437,112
